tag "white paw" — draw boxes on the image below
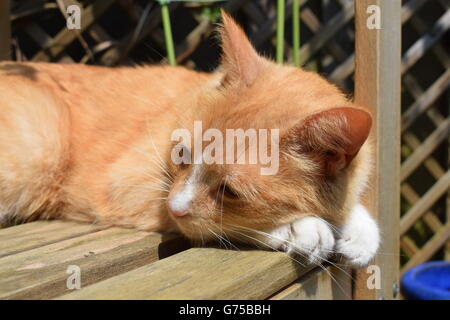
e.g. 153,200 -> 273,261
336,204 -> 380,267
268,216 -> 335,264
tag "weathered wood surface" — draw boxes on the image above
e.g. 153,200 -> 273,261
0,227 -> 184,299
0,221 -> 104,258
354,0 -> 401,300
270,266 -> 352,300
58,247 -> 314,300
0,220 -> 341,300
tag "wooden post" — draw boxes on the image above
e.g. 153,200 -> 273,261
354,0 -> 401,300
0,0 -> 11,61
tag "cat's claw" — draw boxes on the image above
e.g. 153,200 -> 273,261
269,216 -> 335,265
336,204 -> 380,267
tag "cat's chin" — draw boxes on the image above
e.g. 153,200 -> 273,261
169,215 -> 215,242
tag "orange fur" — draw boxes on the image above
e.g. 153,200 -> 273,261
0,13 -> 373,246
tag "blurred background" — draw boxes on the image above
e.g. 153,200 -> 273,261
0,0 -> 449,279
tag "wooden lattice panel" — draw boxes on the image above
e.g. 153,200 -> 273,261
399,0 -> 450,274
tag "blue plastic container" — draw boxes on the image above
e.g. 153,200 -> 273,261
401,261 -> 450,300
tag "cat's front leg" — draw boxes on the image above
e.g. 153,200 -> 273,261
336,204 -> 380,267
267,216 -> 335,264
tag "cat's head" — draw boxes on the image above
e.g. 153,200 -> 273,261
165,12 -> 372,242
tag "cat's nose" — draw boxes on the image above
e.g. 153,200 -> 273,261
168,192 -> 192,217
170,208 -> 190,217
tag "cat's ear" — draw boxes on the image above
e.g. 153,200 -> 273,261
290,107 -> 372,176
219,10 -> 265,86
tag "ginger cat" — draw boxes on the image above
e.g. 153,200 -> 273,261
0,12 -> 379,267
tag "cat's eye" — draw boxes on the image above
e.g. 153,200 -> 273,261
325,150 -> 337,157
218,183 -> 239,199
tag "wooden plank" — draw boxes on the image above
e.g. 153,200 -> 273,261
32,0 -> 115,61
330,0 -> 435,84
400,235 -> 419,258
400,170 -> 450,235
329,53 -> 355,84
401,9 -> 450,74
0,0 -> 10,60
401,117 -> 450,181
401,184 -> 443,233
402,69 -> 450,132
402,132 -> 446,182
299,1 -> 354,66
0,227 -> 185,299
300,8 -> 347,63
401,0 -> 428,23
354,0 -> 401,300
0,221 -> 104,258
410,14 -> 450,70
58,248 -> 313,300
24,23 -> 74,63
270,266 -> 352,300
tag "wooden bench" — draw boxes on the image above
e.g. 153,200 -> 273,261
0,221 -> 351,300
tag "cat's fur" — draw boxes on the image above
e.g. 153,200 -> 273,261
0,12 -> 379,267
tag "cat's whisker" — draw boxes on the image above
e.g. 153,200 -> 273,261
110,140 -> 174,183
224,223 -> 354,282
144,125 -> 175,181
208,227 -> 240,251
112,164 -> 172,189
298,245 -> 355,282
219,176 -> 228,238
128,197 -> 168,206
111,183 -> 170,193
225,228 -> 306,268
196,225 -> 205,246
208,227 -> 228,250
314,260 -> 352,300
309,214 -> 344,238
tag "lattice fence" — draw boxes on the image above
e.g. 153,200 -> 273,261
3,0 -> 450,274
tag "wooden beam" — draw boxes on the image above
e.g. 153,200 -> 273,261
401,118 -> 450,182
0,227 -> 184,299
354,0 -> 401,300
0,0 -> 10,60
32,0 -> 115,62
0,221 -> 104,258
58,248 -> 314,300
269,266 -> 352,300
400,170 -> 450,235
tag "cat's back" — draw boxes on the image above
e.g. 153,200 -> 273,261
0,61 -> 211,98
0,61 -> 212,224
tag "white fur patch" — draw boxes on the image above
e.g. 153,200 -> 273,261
268,216 -> 335,264
169,183 -> 195,212
168,166 -> 200,213
336,204 -> 380,267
